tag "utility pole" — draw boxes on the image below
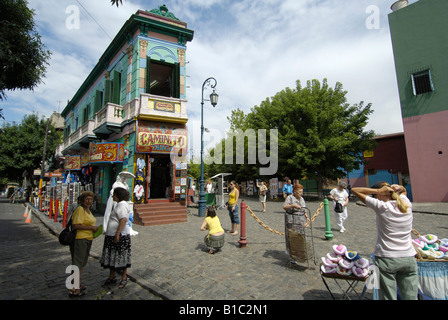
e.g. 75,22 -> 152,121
38,118 -> 51,211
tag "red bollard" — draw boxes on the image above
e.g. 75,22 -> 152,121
49,198 -> 53,219
62,200 -> 68,228
54,199 -> 59,222
238,200 -> 248,248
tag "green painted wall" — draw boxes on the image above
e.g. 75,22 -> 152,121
388,0 -> 448,118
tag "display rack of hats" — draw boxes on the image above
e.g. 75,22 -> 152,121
412,229 -> 448,261
321,244 -> 371,278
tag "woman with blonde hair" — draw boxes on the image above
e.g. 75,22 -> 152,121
226,180 -> 239,235
351,182 -> 417,300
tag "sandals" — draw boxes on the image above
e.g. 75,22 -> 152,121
102,277 -> 117,286
118,278 -> 128,289
68,288 -> 86,298
102,277 -> 128,288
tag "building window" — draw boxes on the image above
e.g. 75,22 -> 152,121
411,70 -> 434,95
146,59 -> 180,98
83,104 -> 90,124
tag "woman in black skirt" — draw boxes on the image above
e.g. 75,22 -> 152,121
100,187 -> 132,289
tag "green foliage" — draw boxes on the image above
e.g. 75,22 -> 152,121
111,0 -> 123,7
0,0 -> 51,100
0,114 -> 61,183
208,79 -> 376,190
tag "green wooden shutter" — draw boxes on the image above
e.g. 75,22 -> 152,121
94,90 -> 102,113
104,80 -> 112,105
112,71 -> 121,104
146,57 -> 151,94
173,62 -> 180,98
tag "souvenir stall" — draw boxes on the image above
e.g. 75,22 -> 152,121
412,230 -> 448,300
134,120 -> 188,203
319,230 -> 448,300
320,244 -> 371,300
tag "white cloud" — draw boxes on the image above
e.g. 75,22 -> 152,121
2,0 -> 409,156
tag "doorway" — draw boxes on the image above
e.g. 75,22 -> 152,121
149,156 -> 172,199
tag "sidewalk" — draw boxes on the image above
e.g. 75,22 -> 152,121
26,196 -> 448,300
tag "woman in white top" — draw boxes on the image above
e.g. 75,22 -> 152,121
328,181 -> 349,233
100,187 -> 132,289
351,182 -> 418,300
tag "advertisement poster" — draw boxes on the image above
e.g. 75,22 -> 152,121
89,142 -> 124,164
64,155 -> 81,170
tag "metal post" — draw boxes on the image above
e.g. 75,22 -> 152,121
198,77 -> 218,217
54,198 -> 59,222
323,198 -> 334,240
239,201 -> 248,248
198,96 -> 206,217
62,200 -> 68,228
38,118 -> 50,211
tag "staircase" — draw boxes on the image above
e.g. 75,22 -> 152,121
133,201 -> 188,226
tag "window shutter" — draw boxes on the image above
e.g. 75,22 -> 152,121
146,57 -> 151,94
94,90 -> 102,113
173,62 -> 180,98
104,80 -> 112,105
112,71 -> 121,104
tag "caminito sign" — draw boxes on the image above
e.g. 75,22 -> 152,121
136,121 -> 187,154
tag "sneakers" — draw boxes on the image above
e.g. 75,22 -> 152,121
339,225 -> 346,233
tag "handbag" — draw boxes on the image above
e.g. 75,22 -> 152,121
334,202 -> 343,213
59,219 -> 77,245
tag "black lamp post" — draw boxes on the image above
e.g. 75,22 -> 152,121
199,77 -> 218,217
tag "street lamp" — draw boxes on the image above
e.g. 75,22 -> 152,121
199,77 -> 218,217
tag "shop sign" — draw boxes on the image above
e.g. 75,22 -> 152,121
64,155 -> 81,170
89,142 -> 124,163
81,152 -> 89,167
136,121 -> 187,154
363,150 -> 374,158
154,100 -> 175,113
44,172 -> 63,178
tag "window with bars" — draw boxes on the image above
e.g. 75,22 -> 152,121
411,70 -> 434,96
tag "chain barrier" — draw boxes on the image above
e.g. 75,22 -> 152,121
246,202 -> 325,235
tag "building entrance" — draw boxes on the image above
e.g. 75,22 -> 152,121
149,156 -> 172,199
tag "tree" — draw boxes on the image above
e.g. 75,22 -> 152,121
0,114 -> 61,184
223,79 -> 376,196
111,0 -> 124,6
0,0 -> 51,101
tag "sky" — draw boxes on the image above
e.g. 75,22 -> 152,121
1,0 -> 419,159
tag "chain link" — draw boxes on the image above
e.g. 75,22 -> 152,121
246,202 -> 324,235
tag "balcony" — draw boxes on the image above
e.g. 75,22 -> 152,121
56,94 -> 187,154
57,119 -> 96,154
138,94 -> 188,124
93,102 -> 126,138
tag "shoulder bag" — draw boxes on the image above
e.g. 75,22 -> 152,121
59,218 -> 77,245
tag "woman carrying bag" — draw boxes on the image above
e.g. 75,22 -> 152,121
69,191 -> 98,297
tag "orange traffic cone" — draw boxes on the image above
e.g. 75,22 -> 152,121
25,209 -> 32,223
23,206 -> 29,217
